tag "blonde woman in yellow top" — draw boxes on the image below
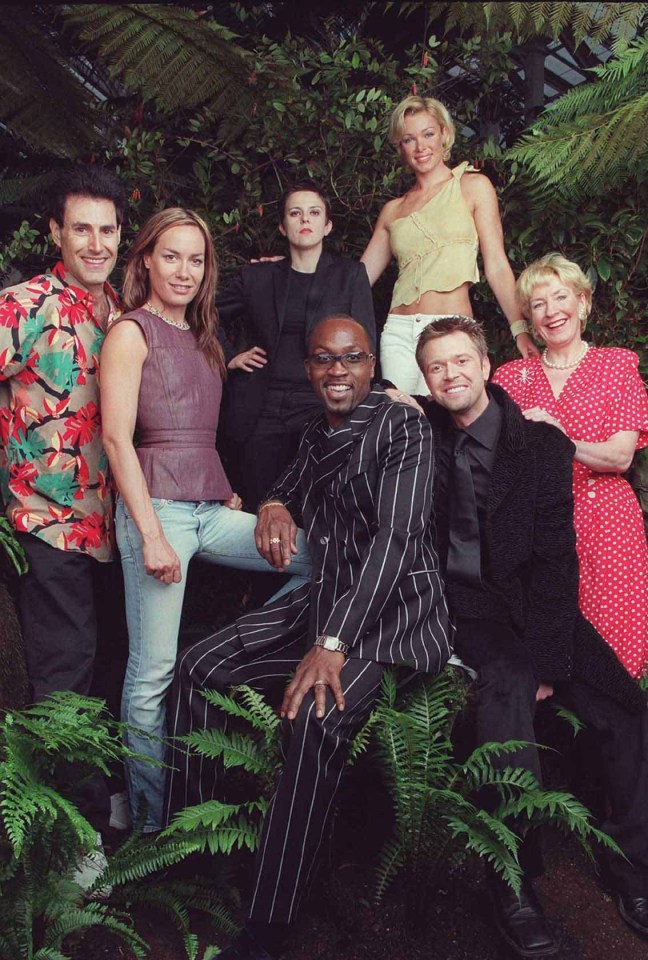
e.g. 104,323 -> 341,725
361,95 -> 539,393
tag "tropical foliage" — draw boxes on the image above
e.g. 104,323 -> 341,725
508,34 -> 648,201
0,692 -> 233,959
352,670 -> 619,927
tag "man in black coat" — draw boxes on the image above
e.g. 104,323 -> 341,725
166,315 -> 453,960
217,183 -> 376,509
413,314 -> 648,957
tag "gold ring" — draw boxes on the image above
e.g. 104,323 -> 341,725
269,537 -> 281,544
314,680 -> 327,686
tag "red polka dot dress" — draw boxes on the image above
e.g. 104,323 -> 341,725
493,347 -> 648,678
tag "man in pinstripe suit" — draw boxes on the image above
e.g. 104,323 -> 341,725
166,315 -> 453,959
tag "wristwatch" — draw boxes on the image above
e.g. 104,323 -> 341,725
315,634 -> 349,656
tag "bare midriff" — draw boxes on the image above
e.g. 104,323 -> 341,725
390,282 -> 473,316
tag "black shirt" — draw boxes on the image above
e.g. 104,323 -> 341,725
438,397 -> 509,623
272,269 -> 314,388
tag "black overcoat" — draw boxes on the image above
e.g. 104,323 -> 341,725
425,383 -> 645,712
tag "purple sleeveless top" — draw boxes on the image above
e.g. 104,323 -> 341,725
114,308 -> 232,501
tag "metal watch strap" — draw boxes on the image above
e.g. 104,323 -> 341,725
314,634 -> 350,656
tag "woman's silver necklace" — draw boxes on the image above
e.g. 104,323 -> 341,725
542,342 -> 589,370
145,301 -> 190,331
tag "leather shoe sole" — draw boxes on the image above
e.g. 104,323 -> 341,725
614,893 -> 648,940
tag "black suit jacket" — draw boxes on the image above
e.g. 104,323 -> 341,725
233,388 -> 453,674
217,252 -> 376,441
425,383 -> 645,712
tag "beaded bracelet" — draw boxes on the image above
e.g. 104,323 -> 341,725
258,500 -> 285,512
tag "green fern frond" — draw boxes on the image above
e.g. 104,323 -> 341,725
0,516 -> 28,574
41,903 -> 147,957
63,4 -> 255,121
374,836 -> 405,904
162,798 -> 265,854
201,685 -> 280,736
508,36 -> 648,198
102,834 -> 208,886
549,702 -> 585,734
200,948 -> 223,960
182,727 -> 273,776
33,949 -> 69,960
0,6 -> 100,158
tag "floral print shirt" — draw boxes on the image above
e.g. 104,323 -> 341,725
0,262 -> 120,561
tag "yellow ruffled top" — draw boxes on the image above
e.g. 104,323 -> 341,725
388,161 -> 480,309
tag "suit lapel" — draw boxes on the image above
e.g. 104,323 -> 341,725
487,388 -> 528,515
310,388 -> 385,493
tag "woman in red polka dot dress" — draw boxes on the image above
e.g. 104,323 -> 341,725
493,253 -> 648,678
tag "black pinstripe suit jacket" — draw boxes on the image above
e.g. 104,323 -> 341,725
235,388 -> 453,674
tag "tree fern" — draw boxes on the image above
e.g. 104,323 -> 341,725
0,6 -> 101,158
508,35 -> 648,199
62,4 -> 258,124
416,2 -> 646,53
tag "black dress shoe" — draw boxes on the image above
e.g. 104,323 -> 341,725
614,893 -> 648,939
488,871 -> 559,957
218,928 -> 276,960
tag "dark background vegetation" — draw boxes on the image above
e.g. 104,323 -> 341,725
1,4 -> 647,958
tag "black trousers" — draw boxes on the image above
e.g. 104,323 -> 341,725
232,386 -> 322,511
455,618 -> 648,897
166,623 -> 384,923
17,532 -> 128,831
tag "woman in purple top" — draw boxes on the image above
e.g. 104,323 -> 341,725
101,209 -> 310,831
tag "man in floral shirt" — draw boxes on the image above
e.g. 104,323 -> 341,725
0,167 -> 126,851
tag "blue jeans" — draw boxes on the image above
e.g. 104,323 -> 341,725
116,497 -> 311,830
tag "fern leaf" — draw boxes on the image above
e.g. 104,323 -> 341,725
63,4 -> 255,120
41,903 -> 147,957
508,36 -> 648,199
374,836 -> 404,904
182,728 -> 271,775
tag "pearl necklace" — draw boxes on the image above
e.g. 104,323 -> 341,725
144,301 -> 190,331
542,342 -> 589,370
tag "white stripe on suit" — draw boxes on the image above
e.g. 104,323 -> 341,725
165,388 -> 453,923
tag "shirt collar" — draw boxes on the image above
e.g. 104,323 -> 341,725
52,261 -> 121,311
459,396 -> 502,450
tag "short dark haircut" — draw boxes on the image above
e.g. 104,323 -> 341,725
307,313 -> 371,353
49,166 -> 127,227
415,315 -> 488,370
279,182 -> 332,223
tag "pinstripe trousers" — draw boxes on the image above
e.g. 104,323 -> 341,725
165,624 -> 385,923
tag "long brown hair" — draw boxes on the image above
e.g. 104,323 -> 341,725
122,208 -> 225,374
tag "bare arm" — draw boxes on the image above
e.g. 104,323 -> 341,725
360,201 -> 397,286
522,408 -> 638,472
100,321 -> 181,584
466,175 -> 540,360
